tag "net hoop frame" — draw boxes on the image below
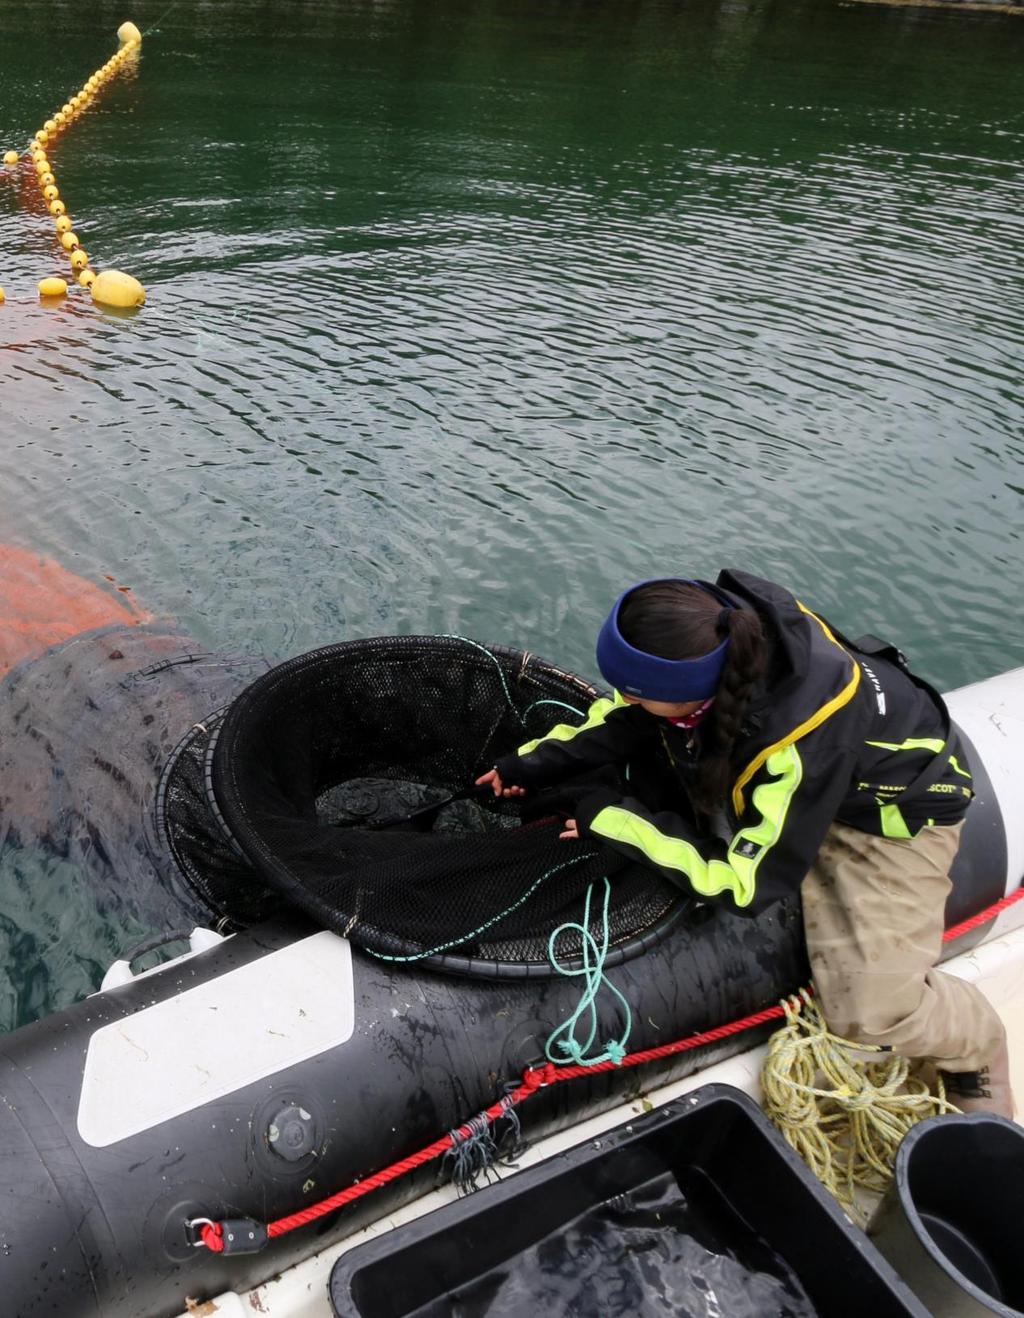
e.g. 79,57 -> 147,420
164,636 -> 688,978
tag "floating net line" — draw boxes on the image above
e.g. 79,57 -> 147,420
160,635 -> 683,976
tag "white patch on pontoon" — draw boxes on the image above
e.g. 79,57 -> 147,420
947,668 -> 1024,913
77,932 -> 354,1148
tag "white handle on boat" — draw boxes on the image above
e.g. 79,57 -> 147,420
100,926 -> 226,991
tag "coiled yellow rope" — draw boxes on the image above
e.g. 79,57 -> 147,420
761,990 -> 960,1217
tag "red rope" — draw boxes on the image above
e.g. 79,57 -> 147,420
197,883 -> 1024,1250
264,1000 -> 791,1239
942,885 -> 1024,943
200,1222 -> 224,1253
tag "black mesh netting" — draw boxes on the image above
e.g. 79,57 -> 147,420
158,707 -> 283,929
160,635 -> 684,973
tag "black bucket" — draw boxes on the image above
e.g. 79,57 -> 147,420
870,1113 -> 1024,1317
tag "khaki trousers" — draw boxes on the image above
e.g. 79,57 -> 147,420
801,819 -> 1005,1073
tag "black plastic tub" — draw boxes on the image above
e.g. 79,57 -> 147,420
870,1112 -> 1024,1317
329,1084 -> 928,1317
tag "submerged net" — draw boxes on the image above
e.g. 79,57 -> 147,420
161,635 -> 683,974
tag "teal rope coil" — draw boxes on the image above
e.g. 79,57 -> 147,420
545,878 -> 632,1068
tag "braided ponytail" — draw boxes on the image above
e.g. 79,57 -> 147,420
695,607 -> 766,813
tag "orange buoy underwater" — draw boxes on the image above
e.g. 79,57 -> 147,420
0,544 -> 149,677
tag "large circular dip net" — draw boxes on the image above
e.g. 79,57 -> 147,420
159,635 -> 684,976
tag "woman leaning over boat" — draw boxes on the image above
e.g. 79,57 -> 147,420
478,570 -> 1013,1118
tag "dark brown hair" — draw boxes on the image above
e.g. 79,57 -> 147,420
618,581 -> 767,812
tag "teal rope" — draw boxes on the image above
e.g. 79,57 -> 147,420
365,854 -> 594,963
522,697 -> 586,721
439,634 -> 526,728
545,878 -> 632,1068
439,639 -> 586,730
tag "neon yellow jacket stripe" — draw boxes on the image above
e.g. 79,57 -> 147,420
730,603 -> 860,816
587,744 -> 804,908
516,689 -> 628,757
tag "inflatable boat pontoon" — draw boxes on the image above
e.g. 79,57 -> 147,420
0,626 -> 1021,1318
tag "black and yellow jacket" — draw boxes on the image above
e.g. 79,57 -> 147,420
494,571 -> 973,916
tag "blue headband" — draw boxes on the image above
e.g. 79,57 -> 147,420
596,579 -> 735,702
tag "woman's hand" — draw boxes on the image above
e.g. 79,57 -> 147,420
475,768 -> 527,798
559,818 -> 579,840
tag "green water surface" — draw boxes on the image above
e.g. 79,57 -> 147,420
0,0 -> 1022,1026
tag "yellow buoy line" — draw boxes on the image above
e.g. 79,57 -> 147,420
1,21 -> 147,309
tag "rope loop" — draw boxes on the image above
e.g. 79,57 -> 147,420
544,878 -> 632,1068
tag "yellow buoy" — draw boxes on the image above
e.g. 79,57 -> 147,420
78,269 -> 96,287
60,231 -> 79,250
40,172 -> 55,186
35,159 -> 50,175
35,130 -> 49,145
3,150 -> 18,166
55,214 -> 73,233
44,119 -> 57,134
91,269 -> 146,308
43,185 -> 60,202
0,287 -> 5,303
38,276 -> 68,298
54,112 -> 67,126
118,21 -> 143,44
48,199 -> 66,216
71,249 -> 89,271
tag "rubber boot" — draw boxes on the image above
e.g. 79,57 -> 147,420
941,1039 -> 1015,1120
